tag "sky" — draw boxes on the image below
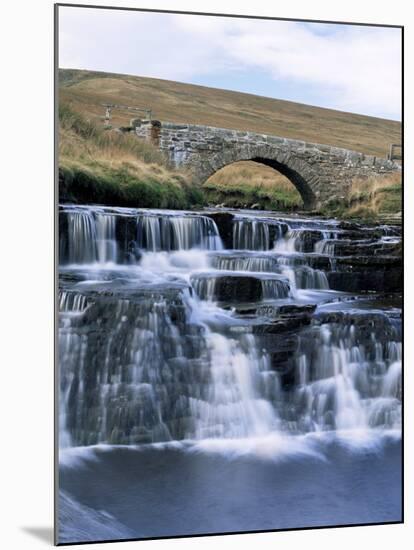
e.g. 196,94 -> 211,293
58,6 -> 402,121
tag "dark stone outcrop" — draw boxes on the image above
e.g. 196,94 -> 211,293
327,255 -> 402,292
114,214 -> 142,263
294,230 -> 327,252
328,270 -> 401,292
252,315 -> 312,334
233,303 -> 316,319
324,239 -> 400,257
192,274 -> 263,303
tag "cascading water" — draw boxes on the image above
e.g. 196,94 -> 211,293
294,266 -> 329,290
189,332 -> 278,439
58,203 -> 402,544
95,212 -> 118,263
232,217 -> 286,251
59,205 -> 223,266
210,254 -> 279,273
59,204 -> 402,449
63,209 -> 98,264
209,252 -> 329,291
233,218 -> 271,250
136,213 -> 223,252
292,319 -> 402,433
58,286 -> 280,444
314,239 -> 336,255
274,228 -> 303,253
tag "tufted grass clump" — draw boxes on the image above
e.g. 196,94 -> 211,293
58,101 -> 203,208
321,172 -> 402,221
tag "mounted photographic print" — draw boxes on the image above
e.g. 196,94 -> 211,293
55,3 -> 403,545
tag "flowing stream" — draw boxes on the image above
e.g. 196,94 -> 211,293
58,204 -> 402,542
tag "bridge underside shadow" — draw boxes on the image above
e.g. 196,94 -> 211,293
199,156 -> 318,210
251,157 -> 317,209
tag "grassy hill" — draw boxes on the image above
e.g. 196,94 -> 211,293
59,68 -> 400,157
58,68 -> 402,217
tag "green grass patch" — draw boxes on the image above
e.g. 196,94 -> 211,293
59,101 -> 204,209
203,181 -> 303,210
321,177 -> 402,220
60,163 -> 204,209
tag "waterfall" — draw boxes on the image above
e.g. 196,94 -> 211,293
190,274 -> 219,302
60,206 -> 223,265
58,204 -> 401,448
60,207 -> 118,265
59,290 -> 89,313
274,228 -> 337,254
135,215 -> 161,252
189,333 -> 278,439
210,254 -> 329,291
137,213 -> 223,252
210,255 -> 279,273
274,229 -> 303,253
63,210 -> 98,264
59,287 -> 401,444
233,219 -> 270,250
294,266 -> 329,290
314,239 -> 336,255
95,213 -> 118,263
293,321 -> 401,433
58,291 -> 88,447
58,287 -> 279,444
260,277 -> 291,300
59,290 -> 188,445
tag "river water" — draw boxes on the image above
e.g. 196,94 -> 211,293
57,204 -> 402,543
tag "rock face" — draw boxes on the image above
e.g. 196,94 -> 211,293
197,274 -> 262,303
190,273 -> 291,303
135,120 -> 400,209
320,239 -> 400,257
327,264 -> 402,292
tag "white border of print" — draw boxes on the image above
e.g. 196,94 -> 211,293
1,1 -> 411,549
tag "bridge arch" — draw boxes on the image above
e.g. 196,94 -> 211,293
194,145 -> 320,209
135,121 -> 400,210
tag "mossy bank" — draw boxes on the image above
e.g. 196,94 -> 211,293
59,102 -> 203,209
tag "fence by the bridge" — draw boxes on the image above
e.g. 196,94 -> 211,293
101,104 -> 152,128
387,144 -> 402,161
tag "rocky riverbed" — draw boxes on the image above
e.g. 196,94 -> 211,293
57,205 -> 402,542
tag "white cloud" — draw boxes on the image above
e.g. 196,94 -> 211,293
58,7 -> 401,119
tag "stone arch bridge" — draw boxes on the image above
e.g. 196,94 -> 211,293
135,120 -> 400,209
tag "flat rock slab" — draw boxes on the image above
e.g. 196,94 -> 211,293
191,272 -> 290,303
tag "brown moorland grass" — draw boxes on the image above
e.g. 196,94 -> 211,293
59,69 -> 402,218
59,102 -> 203,209
343,172 -> 402,219
59,68 -> 401,158
205,161 -> 303,210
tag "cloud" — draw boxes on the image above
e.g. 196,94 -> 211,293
58,7 -> 401,119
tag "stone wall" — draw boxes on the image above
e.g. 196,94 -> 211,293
135,120 -> 401,209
